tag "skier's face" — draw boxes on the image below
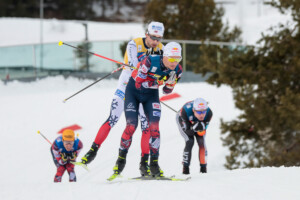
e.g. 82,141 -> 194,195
63,140 -> 74,151
163,56 -> 181,70
146,33 -> 162,48
194,109 -> 207,121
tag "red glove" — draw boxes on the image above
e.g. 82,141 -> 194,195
135,81 -> 142,89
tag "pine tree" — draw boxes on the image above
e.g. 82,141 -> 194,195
144,0 -> 241,71
208,0 -> 300,168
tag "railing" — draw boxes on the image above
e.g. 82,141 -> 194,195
0,40 -> 125,80
0,39 -> 249,81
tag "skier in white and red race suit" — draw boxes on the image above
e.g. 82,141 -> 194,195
176,98 -> 213,174
51,129 -> 83,182
112,42 -> 183,177
81,22 -> 165,171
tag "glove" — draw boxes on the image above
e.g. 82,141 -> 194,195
157,79 -> 164,86
135,81 -> 142,89
192,122 -> 206,132
146,48 -> 163,56
60,153 -> 68,162
200,164 -> 207,173
68,152 -> 77,161
153,50 -> 163,55
146,48 -> 154,56
165,71 -> 177,86
197,130 -> 206,136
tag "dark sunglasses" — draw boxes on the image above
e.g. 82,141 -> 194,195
195,110 -> 207,115
149,34 -> 162,42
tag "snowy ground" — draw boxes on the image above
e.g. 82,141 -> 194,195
0,77 -> 299,200
0,1 -> 299,199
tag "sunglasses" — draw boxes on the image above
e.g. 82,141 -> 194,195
63,140 -> 74,145
195,110 -> 207,115
149,34 -> 162,42
167,57 -> 182,63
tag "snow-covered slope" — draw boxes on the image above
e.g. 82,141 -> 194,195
0,77 -> 299,200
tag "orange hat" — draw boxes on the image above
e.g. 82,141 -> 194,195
62,129 -> 75,141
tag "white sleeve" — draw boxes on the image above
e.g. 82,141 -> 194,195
126,40 -> 139,67
116,67 -> 132,93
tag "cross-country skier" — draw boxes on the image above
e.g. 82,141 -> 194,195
81,22 -> 165,170
111,42 -> 183,178
51,129 -> 83,182
176,98 -> 213,174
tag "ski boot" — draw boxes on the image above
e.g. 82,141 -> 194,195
200,164 -> 207,173
139,154 -> 151,176
113,149 -> 128,175
183,165 -> 190,175
149,157 -> 164,177
81,142 -> 99,164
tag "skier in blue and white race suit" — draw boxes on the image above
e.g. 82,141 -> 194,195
176,98 -> 213,174
112,42 -> 183,177
81,22 -> 165,166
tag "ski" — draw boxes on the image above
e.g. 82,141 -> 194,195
129,175 -> 191,181
70,161 -> 89,171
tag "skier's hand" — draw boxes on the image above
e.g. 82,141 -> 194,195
69,152 -> 77,161
135,81 -> 142,89
157,79 -> 164,86
165,71 -> 177,86
196,130 -> 206,136
60,153 -> 68,162
146,48 -> 154,56
153,50 -> 163,55
192,122 -> 206,132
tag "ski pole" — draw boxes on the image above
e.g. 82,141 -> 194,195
58,41 -> 135,69
63,66 -> 124,102
58,41 -> 137,102
37,130 -> 52,145
161,101 -> 178,113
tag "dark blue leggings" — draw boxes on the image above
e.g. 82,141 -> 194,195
120,77 -> 161,157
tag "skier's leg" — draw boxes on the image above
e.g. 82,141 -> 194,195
143,91 -> 163,176
196,134 -> 207,173
51,147 -> 66,182
65,163 -> 76,182
138,104 -> 151,176
94,95 -> 125,145
139,104 -> 150,157
54,165 -> 66,182
176,114 -> 194,174
82,96 -> 124,164
114,82 -> 139,175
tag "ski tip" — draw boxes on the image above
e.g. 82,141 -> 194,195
58,41 -> 63,46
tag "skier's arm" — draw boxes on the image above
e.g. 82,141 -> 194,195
51,142 -> 67,165
179,108 -> 195,136
163,64 -> 183,94
134,57 -> 151,89
126,40 -> 139,67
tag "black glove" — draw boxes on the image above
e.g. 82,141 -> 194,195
146,48 -> 154,56
200,164 -> 207,173
153,50 -> 163,55
69,152 -> 77,161
146,48 -> 163,56
65,152 -> 77,161
192,122 -> 206,132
